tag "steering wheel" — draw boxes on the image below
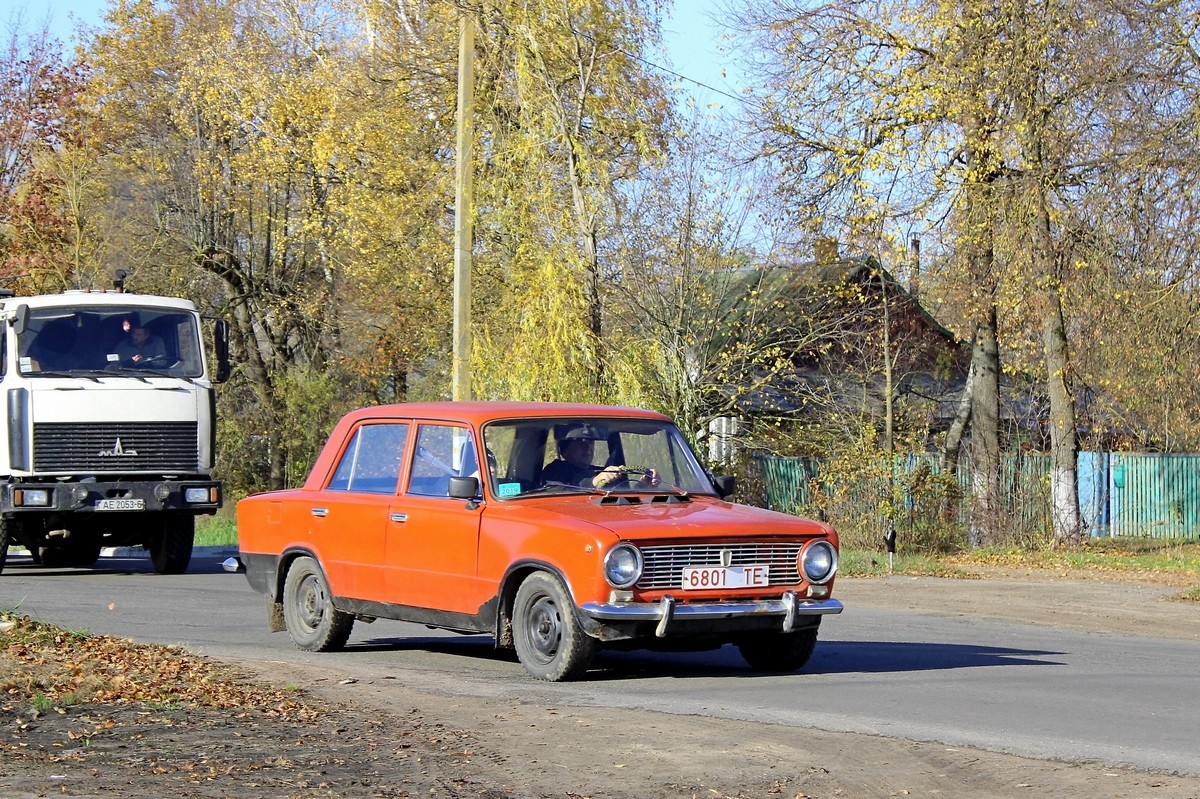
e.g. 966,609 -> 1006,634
596,467 -> 650,490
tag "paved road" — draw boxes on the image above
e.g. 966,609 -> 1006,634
2,549 -> 1197,776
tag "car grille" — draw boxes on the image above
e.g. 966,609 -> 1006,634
637,542 -> 803,590
33,422 -> 199,472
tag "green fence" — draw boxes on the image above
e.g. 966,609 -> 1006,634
757,451 -> 1200,541
1105,454 -> 1200,538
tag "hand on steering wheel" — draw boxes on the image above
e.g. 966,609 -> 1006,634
592,465 -> 627,489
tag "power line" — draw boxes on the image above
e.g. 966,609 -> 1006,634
575,26 -> 758,111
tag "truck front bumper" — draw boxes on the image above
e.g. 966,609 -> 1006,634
2,479 -> 222,514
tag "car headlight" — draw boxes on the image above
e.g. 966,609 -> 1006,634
603,543 -> 643,589
800,540 -> 837,584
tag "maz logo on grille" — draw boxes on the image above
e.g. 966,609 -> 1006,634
98,438 -> 139,457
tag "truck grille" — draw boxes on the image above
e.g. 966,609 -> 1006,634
637,542 -> 803,590
33,422 -> 199,472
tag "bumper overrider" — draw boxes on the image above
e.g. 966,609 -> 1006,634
581,591 -> 844,639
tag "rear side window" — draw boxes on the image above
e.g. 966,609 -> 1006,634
327,423 -> 409,494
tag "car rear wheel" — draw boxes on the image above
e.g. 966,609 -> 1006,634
737,625 -> 820,672
0,521 -> 9,575
282,556 -> 354,651
512,572 -> 596,681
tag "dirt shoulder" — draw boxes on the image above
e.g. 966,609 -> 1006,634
836,567 -> 1200,641
3,573 -> 1199,799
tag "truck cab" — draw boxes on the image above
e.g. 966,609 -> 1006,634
0,288 -> 229,574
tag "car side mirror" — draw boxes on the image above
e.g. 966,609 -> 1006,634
448,476 -> 479,500
712,475 -> 735,499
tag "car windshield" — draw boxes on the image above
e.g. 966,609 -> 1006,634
17,306 -> 204,378
481,417 -> 718,498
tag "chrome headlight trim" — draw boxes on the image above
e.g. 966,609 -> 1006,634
800,540 -> 838,585
603,543 -> 643,589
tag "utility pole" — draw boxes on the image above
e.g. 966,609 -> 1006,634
452,13 -> 475,401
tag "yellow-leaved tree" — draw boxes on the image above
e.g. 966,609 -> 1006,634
468,0 -> 674,402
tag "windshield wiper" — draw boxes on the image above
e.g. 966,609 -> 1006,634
521,482 -> 608,496
33,370 -> 101,383
135,368 -> 195,383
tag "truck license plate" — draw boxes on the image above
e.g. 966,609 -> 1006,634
682,565 -> 769,590
96,498 -> 145,511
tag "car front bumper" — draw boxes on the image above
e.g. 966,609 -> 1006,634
580,591 -> 843,638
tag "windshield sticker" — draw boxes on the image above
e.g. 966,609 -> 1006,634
497,482 -> 522,497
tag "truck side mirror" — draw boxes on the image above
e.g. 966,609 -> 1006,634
213,318 -> 231,383
11,304 -> 28,335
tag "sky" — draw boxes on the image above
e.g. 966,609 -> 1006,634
26,0 -> 746,111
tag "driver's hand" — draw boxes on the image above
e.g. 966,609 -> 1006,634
592,466 -> 623,488
638,468 -> 661,487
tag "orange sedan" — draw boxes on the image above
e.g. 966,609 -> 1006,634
230,402 -> 842,681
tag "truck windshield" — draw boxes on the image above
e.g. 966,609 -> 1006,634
17,306 -> 204,378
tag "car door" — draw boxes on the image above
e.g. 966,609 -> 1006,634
311,420 -> 409,603
386,422 -> 485,614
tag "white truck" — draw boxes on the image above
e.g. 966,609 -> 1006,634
0,283 -> 229,575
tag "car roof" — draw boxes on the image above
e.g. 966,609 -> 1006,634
338,401 -> 672,427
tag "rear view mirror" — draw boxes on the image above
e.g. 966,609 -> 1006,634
11,304 -> 28,335
448,476 -> 479,500
213,318 -> 231,383
712,475 -> 735,499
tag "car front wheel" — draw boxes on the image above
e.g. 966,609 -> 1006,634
512,572 -> 596,681
282,556 -> 354,651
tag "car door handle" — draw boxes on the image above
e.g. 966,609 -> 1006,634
389,513 -> 408,523
311,507 -> 328,518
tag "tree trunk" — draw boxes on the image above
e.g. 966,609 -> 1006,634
1033,208 -> 1083,545
968,309 -> 1001,547
942,359 -> 975,472
961,121 -> 1002,547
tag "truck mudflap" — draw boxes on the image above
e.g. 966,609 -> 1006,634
2,479 -> 221,515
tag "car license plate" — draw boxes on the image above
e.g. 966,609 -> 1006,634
96,498 -> 145,511
682,565 -> 769,590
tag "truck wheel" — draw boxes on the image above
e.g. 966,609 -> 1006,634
149,516 -> 194,575
282,556 -> 354,651
46,537 -> 102,568
737,625 -> 820,672
0,522 -> 9,575
512,572 -> 596,681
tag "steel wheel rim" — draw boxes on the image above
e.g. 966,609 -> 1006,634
298,574 -> 324,631
525,594 -> 562,663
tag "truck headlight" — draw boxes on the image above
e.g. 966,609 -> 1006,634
604,544 -> 643,589
16,488 -> 50,507
184,487 -> 212,503
800,540 -> 837,584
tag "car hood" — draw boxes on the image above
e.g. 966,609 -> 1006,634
498,494 -> 832,541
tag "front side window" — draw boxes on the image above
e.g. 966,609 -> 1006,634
482,418 -> 716,499
17,306 -> 204,378
327,423 -> 409,494
408,424 -> 477,498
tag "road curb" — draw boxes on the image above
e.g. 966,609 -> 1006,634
98,545 -> 238,559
